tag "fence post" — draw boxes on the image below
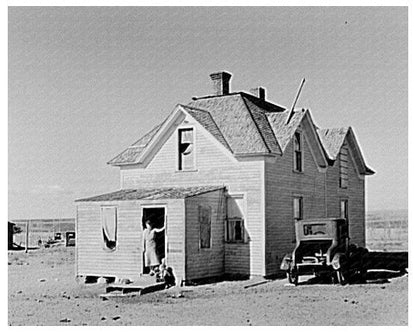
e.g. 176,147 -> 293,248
25,220 -> 29,253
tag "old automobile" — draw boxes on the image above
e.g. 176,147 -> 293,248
280,218 -> 368,285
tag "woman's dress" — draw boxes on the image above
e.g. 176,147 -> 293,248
143,229 -> 160,267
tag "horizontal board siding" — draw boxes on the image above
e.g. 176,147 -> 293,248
225,243 -> 251,275
76,200 -> 186,282
326,142 -> 365,247
265,119 -> 326,276
76,203 -> 142,279
120,114 -> 265,276
185,190 -> 226,280
165,200 -> 186,283
264,130 -> 366,277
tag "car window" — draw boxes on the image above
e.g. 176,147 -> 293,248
303,223 -> 327,236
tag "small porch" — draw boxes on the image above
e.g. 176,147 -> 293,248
75,185 -> 226,286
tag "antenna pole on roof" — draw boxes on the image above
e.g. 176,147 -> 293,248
286,78 -> 306,124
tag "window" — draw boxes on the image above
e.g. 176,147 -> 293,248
292,196 -> 303,243
226,195 -> 246,243
340,199 -> 349,239
339,145 -> 348,188
199,206 -> 211,248
178,128 -> 194,170
101,206 -> 117,250
294,132 -> 303,172
303,223 -> 327,236
340,199 -> 348,221
293,196 -> 303,221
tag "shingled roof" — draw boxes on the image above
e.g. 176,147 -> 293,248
317,127 -> 349,160
181,105 -> 232,152
76,185 -> 225,202
267,109 -> 307,152
107,81 -> 373,175
188,93 -> 281,155
107,123 -> 163,165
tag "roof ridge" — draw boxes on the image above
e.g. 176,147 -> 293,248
192,91 -> 286,113
240,96 -> 272,154
242,96 -> 282,154
191,92 -> 243,100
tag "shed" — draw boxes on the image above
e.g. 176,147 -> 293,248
75,185 -> 226,284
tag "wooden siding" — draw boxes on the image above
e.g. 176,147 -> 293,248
326,141 -> 365,247
265,124 -> 366,276
120,113 -> 265,276
265,119 -> 326,276
184,189 -> 226,280
76,199 -> 186,282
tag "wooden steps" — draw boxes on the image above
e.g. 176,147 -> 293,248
100,275 -> 166,299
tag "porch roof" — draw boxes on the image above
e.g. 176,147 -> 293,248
75,185 -> 225,202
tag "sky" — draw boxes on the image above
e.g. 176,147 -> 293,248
8,6 -> 408,219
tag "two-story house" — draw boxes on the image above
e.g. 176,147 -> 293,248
75,71 -> 374,284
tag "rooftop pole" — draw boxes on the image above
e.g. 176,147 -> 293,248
286,78 -> 306,124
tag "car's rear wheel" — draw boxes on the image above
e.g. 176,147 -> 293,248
336,269 -> 348,285
287,266 -> 299,285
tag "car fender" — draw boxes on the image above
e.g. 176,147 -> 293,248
280,253 -> 293,271
331,252 -> 347,270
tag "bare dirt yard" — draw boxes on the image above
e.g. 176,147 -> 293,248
8,246 -> 407,326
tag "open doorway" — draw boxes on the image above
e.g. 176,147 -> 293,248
142,207 -> 166,275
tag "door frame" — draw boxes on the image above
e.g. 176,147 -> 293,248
141,205 -> 167,274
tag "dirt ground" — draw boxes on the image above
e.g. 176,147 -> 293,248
8,246 -> 408,326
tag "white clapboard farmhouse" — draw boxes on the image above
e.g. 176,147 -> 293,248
75,72 -> 374,284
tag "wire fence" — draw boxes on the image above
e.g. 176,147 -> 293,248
12,219 -> 75,248
366,216 -> 408,252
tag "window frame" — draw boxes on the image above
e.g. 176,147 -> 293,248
339,145 -> 349,188
293,131 -> 303,173
340,199 -> 349,239
293,196 -> 303,221
177,126 -> 196,171
101,206 -> 118,251
198,205 -> 212,249
340,199 -> 349,221
225,193 -> 247,244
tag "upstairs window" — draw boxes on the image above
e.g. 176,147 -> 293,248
339,145 -> 348,188
101,206 -> 117,250
294,132 -> 303,172
226,194 -> 246,243
178,128 -> 194,171
199,206 -> 211,249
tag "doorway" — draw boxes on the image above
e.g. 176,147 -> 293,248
142,207 -> 166,275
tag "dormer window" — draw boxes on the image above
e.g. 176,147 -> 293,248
294,131 -> 303,172
178,128 -> 194,170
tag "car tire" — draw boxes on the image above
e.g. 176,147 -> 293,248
336,269 -> 348,285
287,267 -> 299,285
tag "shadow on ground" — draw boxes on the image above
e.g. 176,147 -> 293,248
290,251 -> 408,286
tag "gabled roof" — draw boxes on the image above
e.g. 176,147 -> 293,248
266,109 -> 306,152
107,123 -> 163,165
317,127 -> 349,160
107,89 -> 372,175
318,127 -> 375,175
76,185 -> 225,202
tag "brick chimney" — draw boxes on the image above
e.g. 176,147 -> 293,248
250,87 -> 266,101
210,71 -> 232,96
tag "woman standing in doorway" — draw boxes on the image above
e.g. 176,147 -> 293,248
143,220 -> 165,275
